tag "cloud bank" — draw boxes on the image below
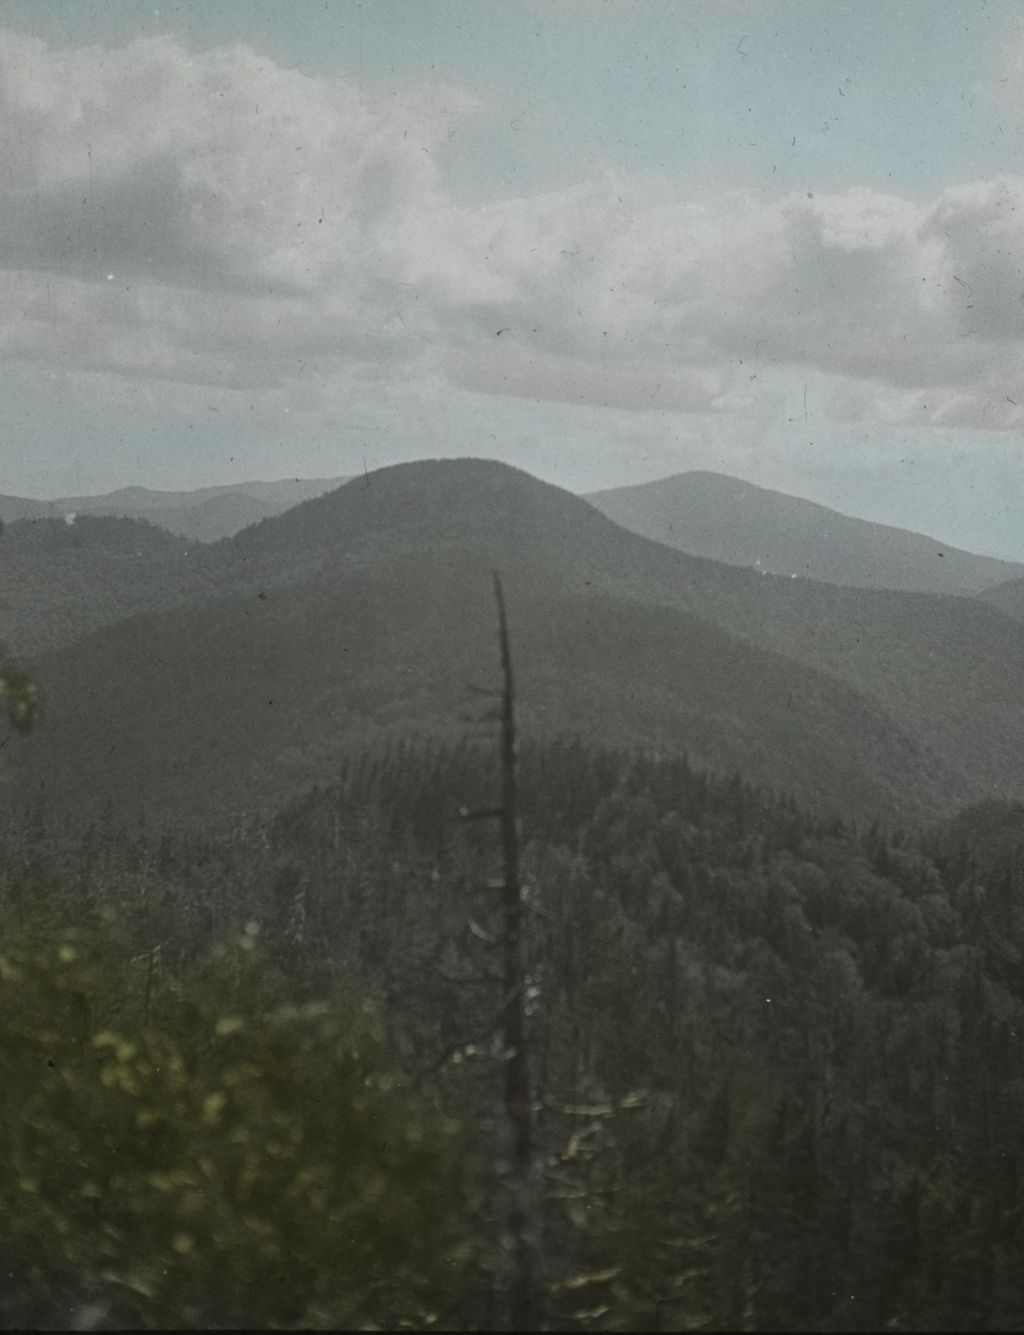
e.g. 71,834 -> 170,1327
1,27 -> 1023,440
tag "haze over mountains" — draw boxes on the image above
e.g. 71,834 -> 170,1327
0,476 -> 349,544
3,458 -> 1023,834
6,466 -> 1019,598
588,471 -> 1024,596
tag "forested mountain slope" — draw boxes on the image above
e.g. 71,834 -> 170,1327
223,459 -> 1024,814
1,549 -> 952,829
588,470 -> 1024,595
4,459 -> 1022,829
0,515 -> 209,656
980,576 -> 1024,624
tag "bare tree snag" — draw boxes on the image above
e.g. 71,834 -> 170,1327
492,572 -> 543,1331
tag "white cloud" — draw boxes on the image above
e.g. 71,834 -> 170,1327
445,343 -> 724,412
2,26 -> 1024,441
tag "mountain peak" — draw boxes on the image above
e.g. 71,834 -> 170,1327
230,456 -> 620,559
588,470 -> 1024,595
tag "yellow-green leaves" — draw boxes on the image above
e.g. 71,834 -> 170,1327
0,922 -> 468,1330
214,1015 -> 244,1037
92,1032 -> 136,1062
201,1090 -> 227,1122
0,660 -> 37,733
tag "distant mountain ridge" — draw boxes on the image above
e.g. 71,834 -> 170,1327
0,493 -> 61,525
7,468 -> 1019,591
4,458 -> 1024,835
587,471 -> 1024,596
0,476 -> 350,543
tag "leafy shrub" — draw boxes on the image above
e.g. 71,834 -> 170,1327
0,920 -> 472,1329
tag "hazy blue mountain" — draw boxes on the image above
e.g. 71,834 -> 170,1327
7,458 -> 1023,833
3,475 -> 352,543
0,493 -> 64,525
91,493 -> 280,544
587,471 -> 1024,595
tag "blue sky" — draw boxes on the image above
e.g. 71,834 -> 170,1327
5,0 -> 1014,198
1,1 -> 1023,556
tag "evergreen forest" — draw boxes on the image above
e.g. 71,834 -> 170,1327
3,724 -> 1024,1330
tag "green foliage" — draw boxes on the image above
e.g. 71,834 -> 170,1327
0,918 -> 473,1330
0,660 -> 37,733
266,742 -> 1024,1331
6,739 -> 1024,1329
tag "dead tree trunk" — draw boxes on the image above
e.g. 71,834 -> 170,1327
459,575 -> 544,1329
493,572 -> 543,1332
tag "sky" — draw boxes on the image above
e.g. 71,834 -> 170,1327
1,0 -> 1023,558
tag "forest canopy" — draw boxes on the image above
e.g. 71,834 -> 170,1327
2,737 -> 1023,1330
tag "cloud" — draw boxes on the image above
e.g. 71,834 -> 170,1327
0,30 -> 477,389
922,176 -> 1024,340
0,28 -> 474,297
454,175 -> 1024,426
2,27 -> 1024,436
515,0 -> 785,17
445,344 -> 724,412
